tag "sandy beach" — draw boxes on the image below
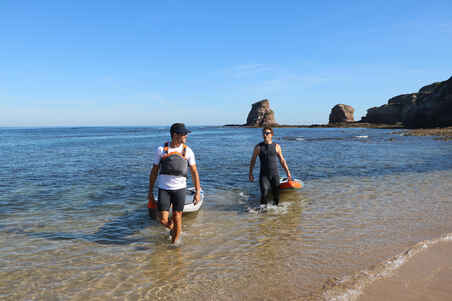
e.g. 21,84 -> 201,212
358,240 -> 452,301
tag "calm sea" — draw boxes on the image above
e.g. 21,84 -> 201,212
1,126 -> 451,300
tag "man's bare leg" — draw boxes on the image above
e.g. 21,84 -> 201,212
160,211 -> 174,230
172,211 -> 183,244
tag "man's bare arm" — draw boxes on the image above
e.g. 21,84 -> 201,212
276,144 -> 292,180
249,145 -> 259,182
189,164 -> 201,204
148,164 -> 159,202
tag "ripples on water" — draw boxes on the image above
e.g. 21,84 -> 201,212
1,126 -> 451,300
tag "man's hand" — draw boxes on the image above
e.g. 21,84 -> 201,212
147,191 -> 157,210
193,190 -> 201,205
148,192 -> 155,202
249,174 -> 254,182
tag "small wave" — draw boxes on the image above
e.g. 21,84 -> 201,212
239,192 -> 249,199
322,232 -> 452,301
247,202 -> 291,215
266,203 -> 290,214
282,136 -> 305,141
283,136 -> 371,142
306,137 -> 346,142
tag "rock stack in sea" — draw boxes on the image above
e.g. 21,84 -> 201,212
329,104 -> 355,124
361,76 -> 452,128
245,99 -> 278,127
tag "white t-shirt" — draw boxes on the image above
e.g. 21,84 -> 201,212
154,143 -> 196,190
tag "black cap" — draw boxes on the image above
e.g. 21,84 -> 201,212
170,123 -> 191,135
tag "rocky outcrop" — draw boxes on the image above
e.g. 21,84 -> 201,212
245,99 -> 278,126
362,94 -> 417,125
329,104 -> 355,124
361,76 -> 452,128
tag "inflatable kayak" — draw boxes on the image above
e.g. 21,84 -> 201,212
183,187 -> 205,213
279,177 -> 304,191
148,187 -> 204,216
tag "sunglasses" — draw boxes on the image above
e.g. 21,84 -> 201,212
263,131 -> 272,136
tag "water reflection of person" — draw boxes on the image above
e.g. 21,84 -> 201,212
249,127 -> 292,207
147,123 -> 201,245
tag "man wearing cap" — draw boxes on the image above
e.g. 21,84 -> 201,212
148,123 -> 201,245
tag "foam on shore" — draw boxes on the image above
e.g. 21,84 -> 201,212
322,233 -> 452,301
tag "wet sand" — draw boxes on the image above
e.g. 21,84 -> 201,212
358,240 -> 452,301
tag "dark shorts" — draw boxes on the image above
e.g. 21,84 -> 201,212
158,188 -> 186,212
259,173 -> 280,205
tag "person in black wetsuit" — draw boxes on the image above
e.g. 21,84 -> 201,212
249,127 -> 292,206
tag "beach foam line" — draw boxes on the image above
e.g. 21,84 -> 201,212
322,232 -> 452,301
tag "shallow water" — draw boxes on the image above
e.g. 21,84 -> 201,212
1,126 -> 451,300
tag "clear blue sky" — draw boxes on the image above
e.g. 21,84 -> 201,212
1,1 -> 451,126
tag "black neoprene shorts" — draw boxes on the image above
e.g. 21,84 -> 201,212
158,188 -> 186,212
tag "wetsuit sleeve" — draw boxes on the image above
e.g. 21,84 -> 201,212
153,146 -> 163,165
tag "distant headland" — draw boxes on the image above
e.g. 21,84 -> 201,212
225,76 -> 452,136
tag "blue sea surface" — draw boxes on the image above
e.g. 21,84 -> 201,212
1,126 -> 451,300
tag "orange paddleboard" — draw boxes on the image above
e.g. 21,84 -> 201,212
279,178 -> 304,190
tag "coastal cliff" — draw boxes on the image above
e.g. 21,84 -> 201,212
225,76 -> 451,133
361,76 -> 452,128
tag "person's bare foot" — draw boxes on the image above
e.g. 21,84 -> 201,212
169,228 -> 175,240
172,236 -> 182,247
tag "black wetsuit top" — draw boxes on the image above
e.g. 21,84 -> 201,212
258,142 -> 279,177
258,142 -> 280,205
